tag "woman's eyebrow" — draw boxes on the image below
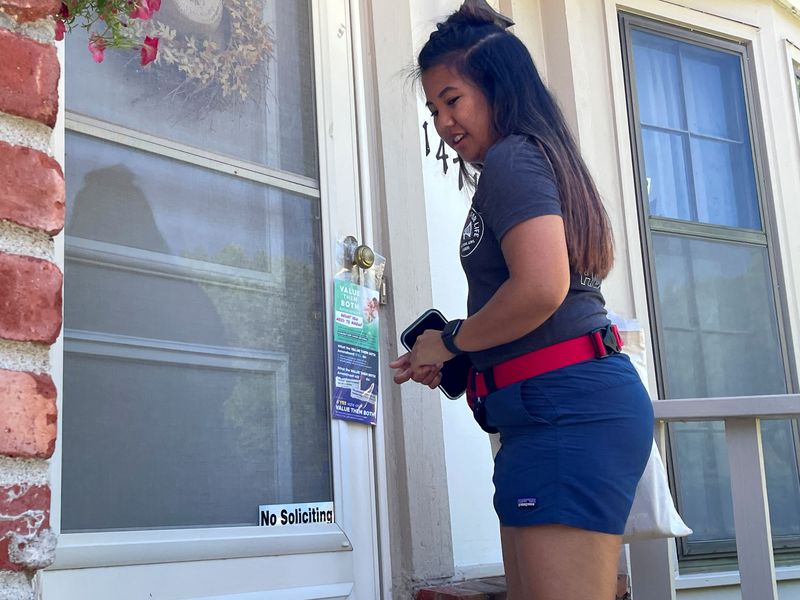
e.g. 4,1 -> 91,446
425,86 -> 458,107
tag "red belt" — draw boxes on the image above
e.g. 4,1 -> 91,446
469,324 -> 624,398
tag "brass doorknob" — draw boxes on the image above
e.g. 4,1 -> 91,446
354,245 -> 375,269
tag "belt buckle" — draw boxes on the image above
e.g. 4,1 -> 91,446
466,369 -> 498,434
591,324 -> 622,359
472,395 -> 499,434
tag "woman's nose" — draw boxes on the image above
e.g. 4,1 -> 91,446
435,113 -> 455,136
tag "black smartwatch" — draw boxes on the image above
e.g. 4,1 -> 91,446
441,319 -> 464,355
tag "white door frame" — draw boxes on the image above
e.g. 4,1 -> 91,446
42,0 -> 382,596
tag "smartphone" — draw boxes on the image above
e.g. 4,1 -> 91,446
400,308 -> 471,399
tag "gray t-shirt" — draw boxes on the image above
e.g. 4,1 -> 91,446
459,134 -> 609,371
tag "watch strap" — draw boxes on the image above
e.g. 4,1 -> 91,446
441,319 -> 464,355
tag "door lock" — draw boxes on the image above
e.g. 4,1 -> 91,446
354,245 -> 374,269
339,236 -> 385,301
342,235 -> 375,269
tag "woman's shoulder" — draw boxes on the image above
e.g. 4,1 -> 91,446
483,134 -> 550,176
480,134 -> 554,189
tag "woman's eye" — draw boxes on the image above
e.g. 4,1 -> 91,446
446,96 -> 459,106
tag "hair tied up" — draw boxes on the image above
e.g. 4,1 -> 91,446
456,0 -> 514,29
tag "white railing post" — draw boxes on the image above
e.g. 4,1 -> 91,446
630,421 -> 677,600
725,417 -> 778,600
629,537 -> 678,600
635,396 -> 798,600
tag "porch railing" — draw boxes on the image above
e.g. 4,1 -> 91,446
629,394 -> 800,600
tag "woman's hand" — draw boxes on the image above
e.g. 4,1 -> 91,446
409,329 -> 455,370
389,352 -> 444,389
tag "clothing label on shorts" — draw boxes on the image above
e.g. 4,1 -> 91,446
517,497 -> 537,509
460,207 -> 484,257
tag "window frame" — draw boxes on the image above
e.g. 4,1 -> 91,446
619,12 -> 800,564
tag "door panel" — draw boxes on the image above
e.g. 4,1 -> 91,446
44,0 -> 379,596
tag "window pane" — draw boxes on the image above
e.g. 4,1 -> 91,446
762,420 -> 800,538
671,420 -> 800,544
65,0 -> 318,178
671,421 -> 733,543
631,30 -> 686,130
654,235 -> 784,398
690,137 -> 760,230
631,29 -> 762,230
682,45 -> 746,140
641,128 -> 693,220
652,234 -> 800,543
61,133 -> 330,532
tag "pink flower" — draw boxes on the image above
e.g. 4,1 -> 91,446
54,18 -> 66,41
59,2 -> 69,18
140,36 -> 158,66
129,0 -> 159,20
88,35 -> 106,63
129,2 -> 150,19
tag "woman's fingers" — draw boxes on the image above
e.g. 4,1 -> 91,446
393,368 -> 413,384
411,365 -> 434,383
390,353 -> 443,389
389,353 -> 411,369
427,373 -> 443,390
420,363 -> 443,386
415,363 -> 443,386
390,353 -> 413,384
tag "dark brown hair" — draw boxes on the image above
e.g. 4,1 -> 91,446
418,5 -> 614,279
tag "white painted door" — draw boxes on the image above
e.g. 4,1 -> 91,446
41,0 -> 380,598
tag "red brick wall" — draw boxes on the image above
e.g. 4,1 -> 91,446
0,0 -> 63,591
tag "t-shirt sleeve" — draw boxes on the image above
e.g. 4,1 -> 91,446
476,137 -> 562,241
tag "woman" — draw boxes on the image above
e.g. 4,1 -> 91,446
389,5 -> 653,600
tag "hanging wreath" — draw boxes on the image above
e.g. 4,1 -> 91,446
130,0 -> 275,111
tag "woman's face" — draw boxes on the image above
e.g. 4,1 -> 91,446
422,63 -> 500,164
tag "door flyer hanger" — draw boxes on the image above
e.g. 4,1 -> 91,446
332,278 -> 379,424
331,270 -> 381,425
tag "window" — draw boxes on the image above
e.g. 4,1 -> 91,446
620,15 -> 800,563
61,1 -> 331,533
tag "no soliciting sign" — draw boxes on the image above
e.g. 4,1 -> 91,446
258,502 -> 335,527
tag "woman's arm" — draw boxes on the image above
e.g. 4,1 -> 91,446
458,213 -> 569,350
409,213 -> 570,369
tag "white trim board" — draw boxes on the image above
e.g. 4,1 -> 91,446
676,565 -> 800,589
188,583 -> 353,600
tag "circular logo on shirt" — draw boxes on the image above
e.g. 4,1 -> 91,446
460,208 -> 484,257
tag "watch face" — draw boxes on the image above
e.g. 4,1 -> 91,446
444,319 -> 461,336
442,320 -> 463,354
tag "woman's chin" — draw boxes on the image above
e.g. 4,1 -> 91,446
456,149 -> 476,164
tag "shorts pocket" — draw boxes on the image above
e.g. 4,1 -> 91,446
484,381 -> 553,429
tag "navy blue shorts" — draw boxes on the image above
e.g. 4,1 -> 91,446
484,352 -> 653,534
